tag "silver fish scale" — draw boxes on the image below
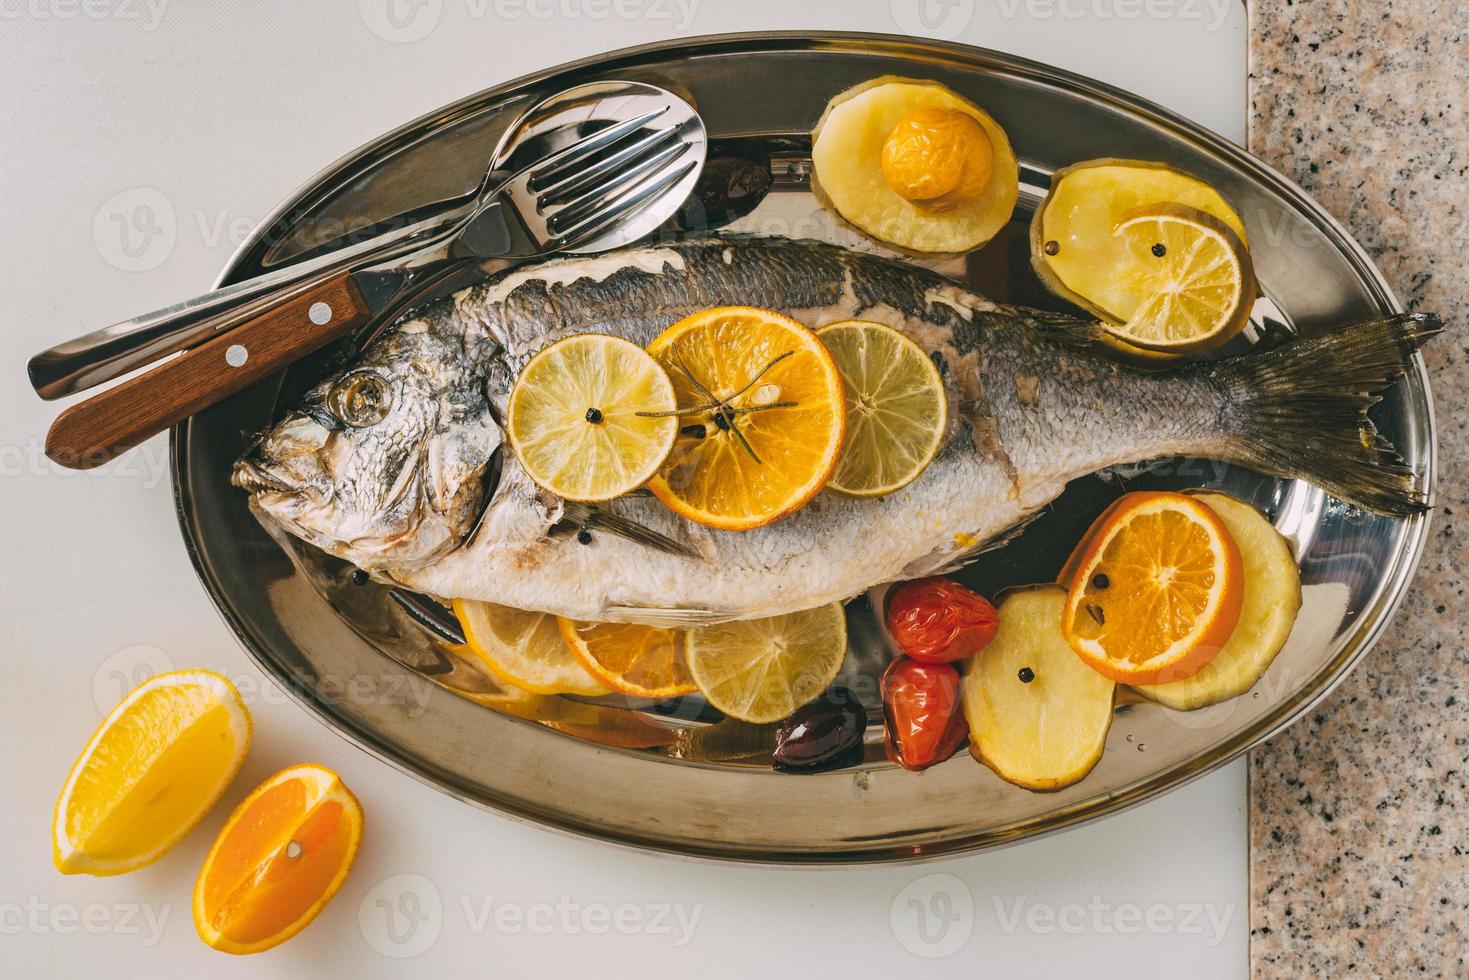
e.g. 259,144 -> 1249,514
372,236 -> 1224,623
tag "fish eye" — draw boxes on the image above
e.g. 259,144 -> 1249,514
328,371 -> 393,427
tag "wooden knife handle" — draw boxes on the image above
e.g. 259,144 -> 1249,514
45,272 -> 371,469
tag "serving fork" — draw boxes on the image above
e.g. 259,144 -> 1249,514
40,80 -> 705,469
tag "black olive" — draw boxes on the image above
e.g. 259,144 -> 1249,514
772,688 -> 867,773
673,140 -> 773,231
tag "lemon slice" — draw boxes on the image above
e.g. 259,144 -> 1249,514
507,333 -> 679,502
816,320 -> 947,497
454,599 -> 610,697
53,669 -> 251,876
558,619 -> 696,699
1106,204 -> 1256,353
646,307 -> 846,531
685,604 -> 848,723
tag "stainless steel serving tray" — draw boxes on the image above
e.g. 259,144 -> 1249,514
172,32 -> 1434,863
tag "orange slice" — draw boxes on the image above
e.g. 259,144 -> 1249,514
645,307 -> 846,530
1061,490 -> 1243,684
193,764 -> 363,955
557,619 -> 696,699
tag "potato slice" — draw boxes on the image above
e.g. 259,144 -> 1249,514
962,586 -> 1115,791
812,77 -> 1019,255
1131,492 -> 1301,710
1030,159 -> 1248,325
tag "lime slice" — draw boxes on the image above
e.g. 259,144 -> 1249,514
816,320 -> 947,497
507,333 -> 678,502
685,604 -> 848,723
1107,204 -> 1255,353
454,599 -> 610,697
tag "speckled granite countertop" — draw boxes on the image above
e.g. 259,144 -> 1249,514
1249,1 -> 1468,974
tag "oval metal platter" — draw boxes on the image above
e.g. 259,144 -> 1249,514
172,32 -> 1434,863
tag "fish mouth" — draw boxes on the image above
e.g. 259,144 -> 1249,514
231,458 -> 296,495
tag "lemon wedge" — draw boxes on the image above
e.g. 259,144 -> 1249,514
53,669 -> 251,876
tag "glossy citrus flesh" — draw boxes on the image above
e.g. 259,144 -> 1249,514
455,599 -> 610,697
963,587 -> 1115,791
1032,159 -> 1249,327
1133,492 -> 1302,709
53,670 -> 250,876
193,764 -> 362,955
685,603 -> 848,723
816,320 -> 948,497
1107,205 -> 1254,352
1062,491 -> 1244,685
646,307 -> 846,530
812,77 -> 1019,253
557,619 -> 696,699
507,333 -> 678,502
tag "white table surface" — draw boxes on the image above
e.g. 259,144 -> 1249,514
1,3 -> 1248,976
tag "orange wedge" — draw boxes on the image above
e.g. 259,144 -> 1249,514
1061,490 -> 1243,685
646,307 -> 846,530
557,619 -> 696,699
193,764 -> 363,955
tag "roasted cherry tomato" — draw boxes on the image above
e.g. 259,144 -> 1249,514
886,577 -> 999,664
881,657 -> 968,772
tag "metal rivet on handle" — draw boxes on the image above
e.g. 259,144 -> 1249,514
225,344 -> 248,368
308,302 -> 333,325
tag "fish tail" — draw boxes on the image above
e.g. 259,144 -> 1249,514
1214,312 -> 1441,516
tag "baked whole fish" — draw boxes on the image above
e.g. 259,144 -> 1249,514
233,235 -> 1438,625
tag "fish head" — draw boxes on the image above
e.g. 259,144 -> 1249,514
233,320 -> 503,571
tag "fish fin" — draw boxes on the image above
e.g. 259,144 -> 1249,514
1002,307 -> 1108,351
1215,312 -> 1440,516
559,502 -> 702,560
603,605 -> 730,628
914,509 -> 1048,577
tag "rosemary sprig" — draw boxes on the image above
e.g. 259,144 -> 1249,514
634,350 -> 797,464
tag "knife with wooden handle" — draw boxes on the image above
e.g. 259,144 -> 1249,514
43,274 -> 372,468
